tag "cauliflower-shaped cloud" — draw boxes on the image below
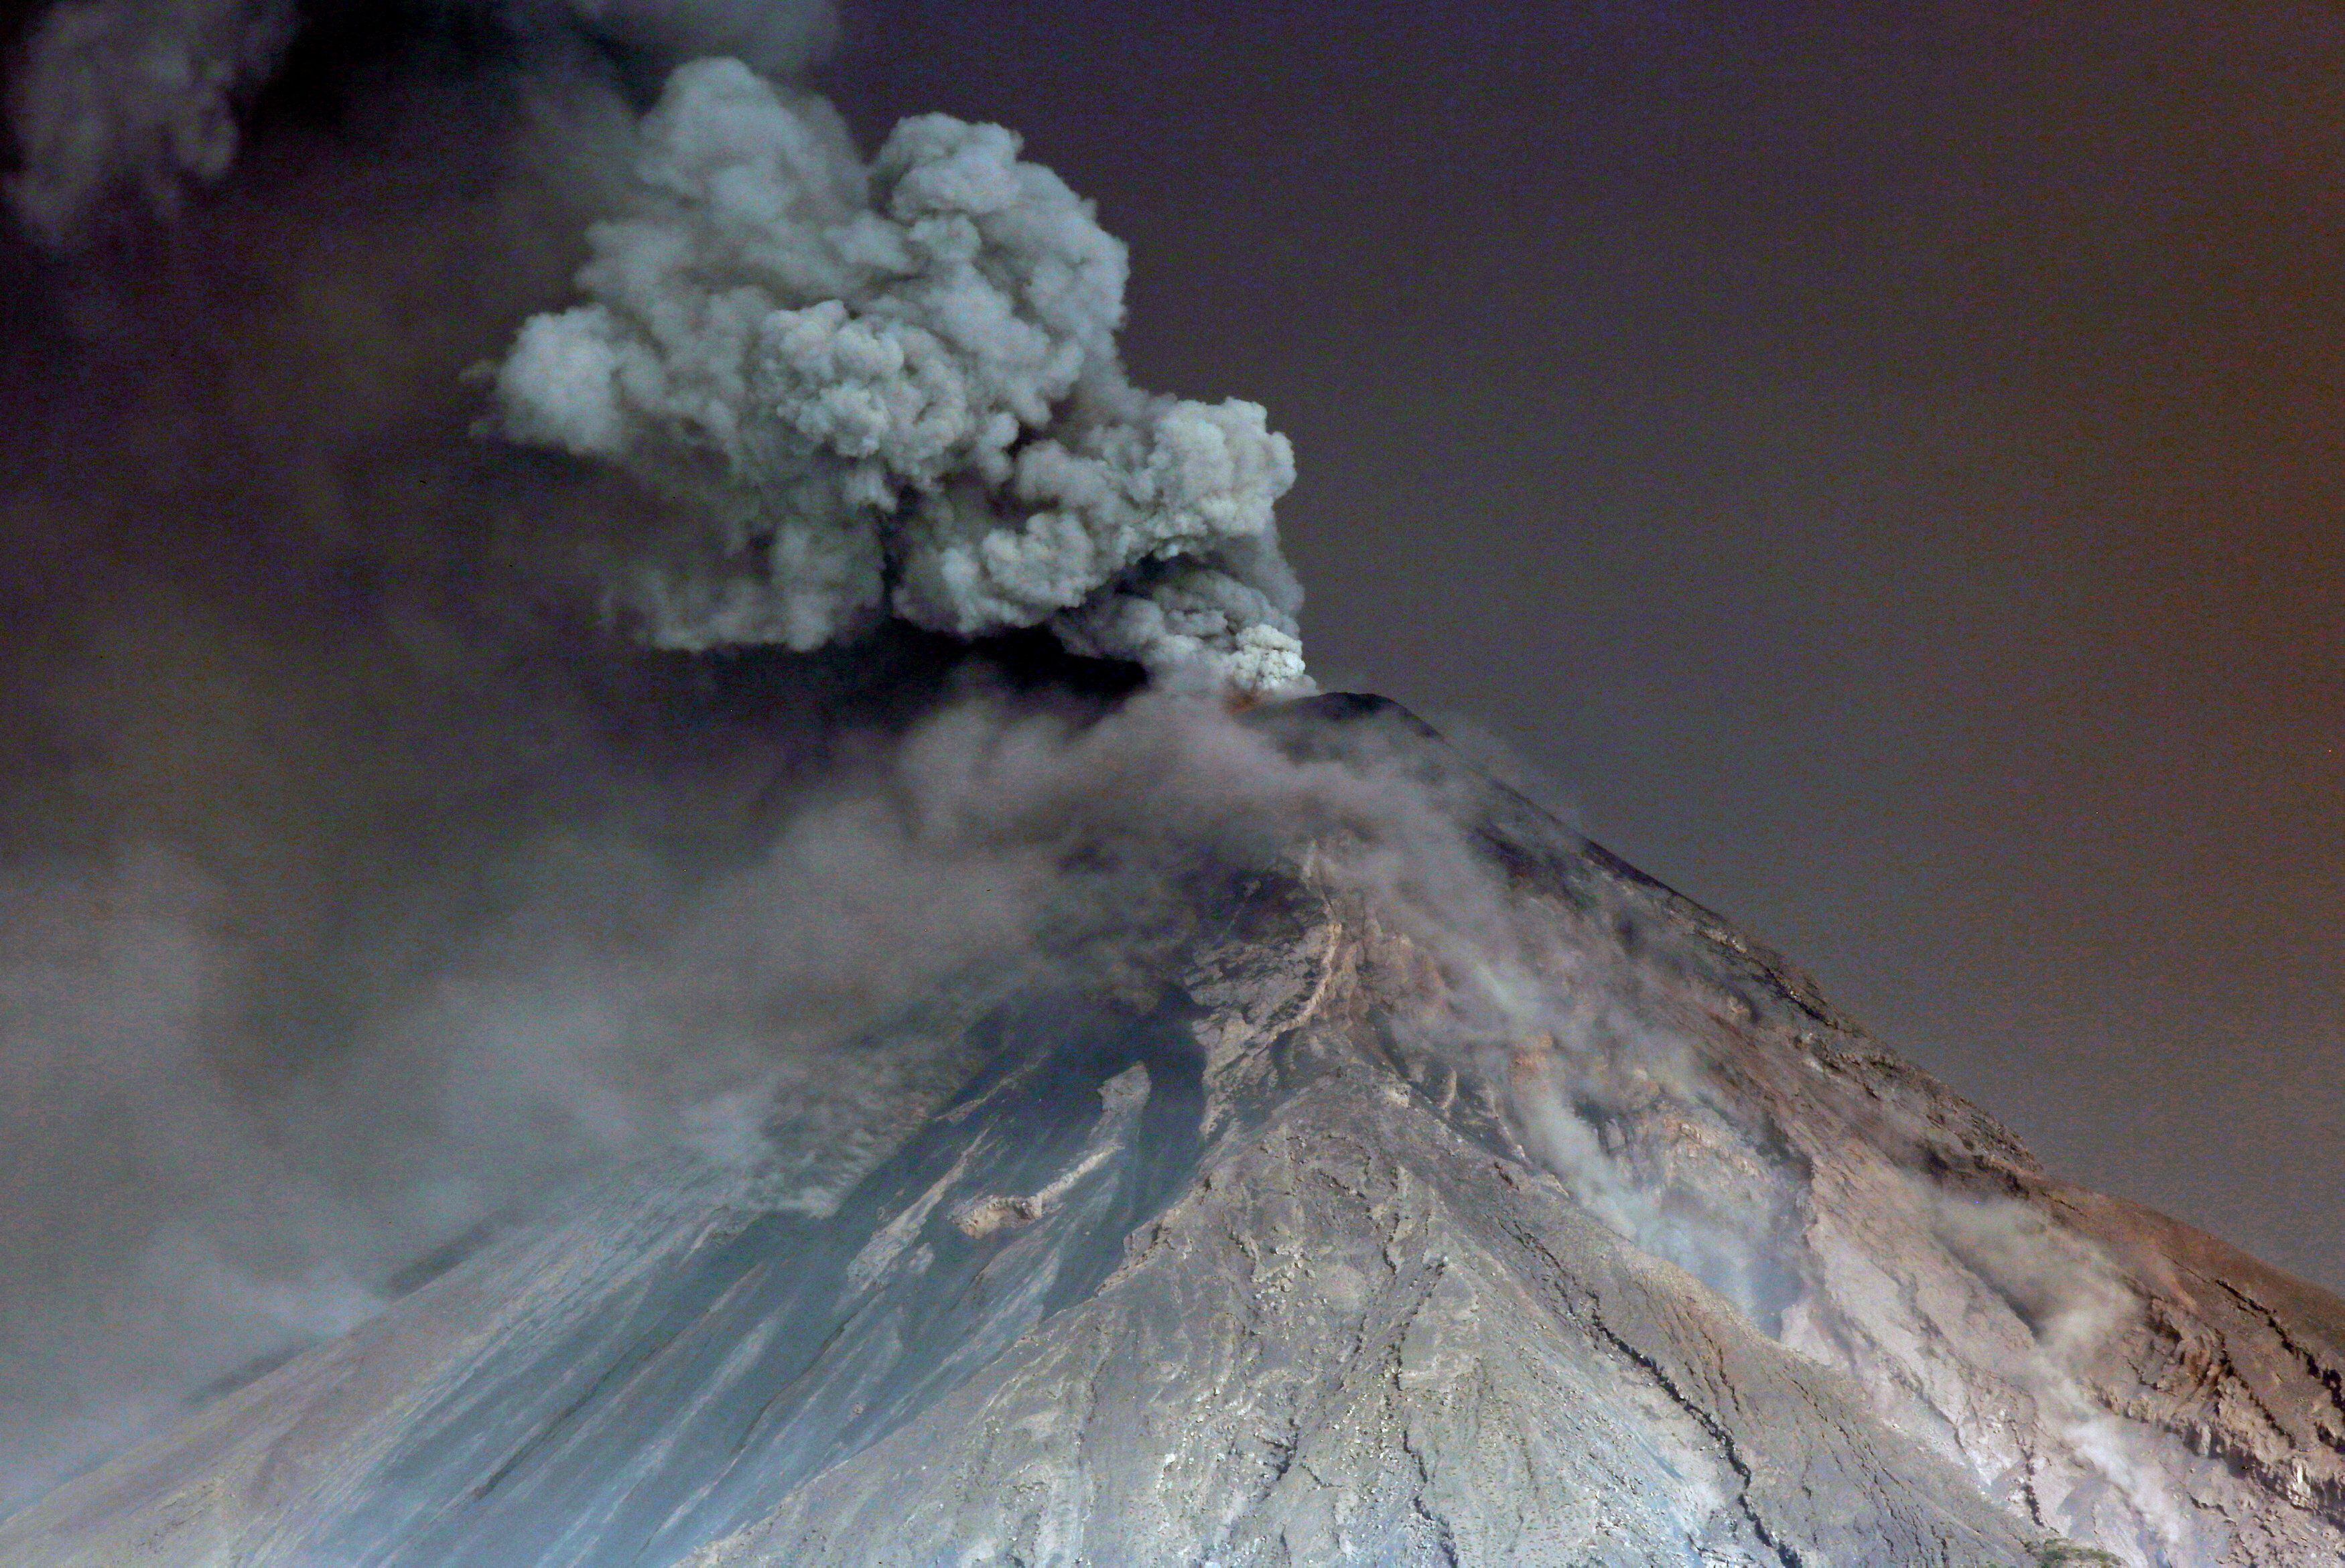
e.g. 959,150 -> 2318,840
493,58 -> 1307,691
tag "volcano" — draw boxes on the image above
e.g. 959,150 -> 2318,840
3,695 -> 2338,1568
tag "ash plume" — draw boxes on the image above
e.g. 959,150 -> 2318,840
0,4 -> 2192,1554
0,0 -> 1313,1500
8,0 -> 1311,692
490,58 -> 1306,692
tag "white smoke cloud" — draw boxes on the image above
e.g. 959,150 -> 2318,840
490,58 -> 1309,693
1929,1192 -> 2194,1555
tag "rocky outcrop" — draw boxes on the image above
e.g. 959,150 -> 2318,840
689,1063 -> 2036,1567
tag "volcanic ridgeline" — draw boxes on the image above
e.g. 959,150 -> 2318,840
1,693 -> 2339,1568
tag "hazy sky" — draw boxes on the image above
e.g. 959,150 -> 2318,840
824,0 -> 2345,1290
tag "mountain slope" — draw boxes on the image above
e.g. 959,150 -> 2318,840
3,694 -> 2338,1567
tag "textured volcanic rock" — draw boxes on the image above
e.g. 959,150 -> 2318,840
3,695 -> 2340,1567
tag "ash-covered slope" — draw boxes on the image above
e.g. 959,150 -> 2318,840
4,695 -> 2340,1568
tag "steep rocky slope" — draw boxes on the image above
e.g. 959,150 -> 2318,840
3,695 -> 2338,1567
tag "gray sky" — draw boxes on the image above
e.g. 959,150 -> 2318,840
827,0 -> 2345,1290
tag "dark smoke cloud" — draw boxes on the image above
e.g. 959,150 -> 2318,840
3,0 -> 835,246
488,58 -> 1307,691
0,7 -> 2179,1533
0,0 -> 1327,1502
0,40 -> 655,1496
0,0 -> 988,1501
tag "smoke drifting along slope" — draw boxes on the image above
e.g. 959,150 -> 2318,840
11,690 -> 2336,1567
0,0 -> 1312,1504
13,9 -> 2315,1565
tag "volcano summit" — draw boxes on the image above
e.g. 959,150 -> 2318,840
3,696 -> 2340,1568
1,5 -> 2340,1567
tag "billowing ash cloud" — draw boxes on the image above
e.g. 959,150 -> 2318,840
0,0 -> 1317,1502
490,59 -> 1309,693
11,0 -> 1310,689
